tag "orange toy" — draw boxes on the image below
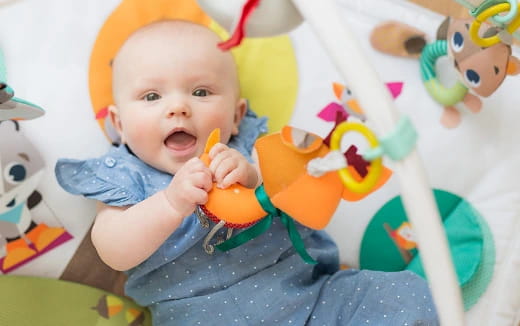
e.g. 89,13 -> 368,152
198,125 -> 392,263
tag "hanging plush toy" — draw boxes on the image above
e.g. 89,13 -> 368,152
0,50 -> 44,121
370,16 -> 520,128
197,122 -> 392,263
317,82 -> 404,123
0,82 -> 44,121
197,0 -> 303,49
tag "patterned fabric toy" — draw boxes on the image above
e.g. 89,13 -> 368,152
197,124 -> 392,263
370,17 -> 520,128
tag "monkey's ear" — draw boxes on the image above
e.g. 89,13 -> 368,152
507,56 -> 520,75
436,16 -> 451,40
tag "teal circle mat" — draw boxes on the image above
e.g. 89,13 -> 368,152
359,189 -> 494,310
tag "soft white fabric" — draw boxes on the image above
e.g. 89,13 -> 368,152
291,0 -> 520,324
0,0 -> 518,324
0,0 -> 121,277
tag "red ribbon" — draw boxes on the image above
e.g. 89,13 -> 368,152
218,0 -> 261,51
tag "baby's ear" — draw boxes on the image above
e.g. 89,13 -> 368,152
507,56 -> 520,75
108,105 -> 124,143
232,98 -> 247,136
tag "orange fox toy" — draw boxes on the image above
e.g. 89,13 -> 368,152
197,125 -> 392,261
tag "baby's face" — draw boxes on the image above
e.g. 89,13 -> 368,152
111,22 -> 244,174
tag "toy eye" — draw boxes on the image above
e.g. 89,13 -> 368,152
451,32 -> 464,53
465,69 -> 481,88
4,162 -> 26,185
340,87 -> 354,104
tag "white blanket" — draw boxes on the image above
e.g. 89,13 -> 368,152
0,0 -> 518,324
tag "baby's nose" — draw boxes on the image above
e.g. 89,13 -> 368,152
167,101 -> 191,117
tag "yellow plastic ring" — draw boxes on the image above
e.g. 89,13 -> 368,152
493,0 -> 518,24
330,122 -> 383,193
470,3 -> 511,47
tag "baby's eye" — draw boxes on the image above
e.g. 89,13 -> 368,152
143,92 -> 161,101
192,89 -> 209,97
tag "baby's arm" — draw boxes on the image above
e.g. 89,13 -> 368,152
91,157 -> 212,271
208,143 -> 262,189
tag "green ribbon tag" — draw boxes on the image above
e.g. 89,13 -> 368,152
216,185 -> 317,264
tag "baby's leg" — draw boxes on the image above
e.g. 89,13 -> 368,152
308,269 -> 439,325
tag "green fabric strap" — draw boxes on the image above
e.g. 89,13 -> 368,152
216,215 -> 274,250
217,186 -> 317,264
278,212 -> 317,264
363,116 -> 418,162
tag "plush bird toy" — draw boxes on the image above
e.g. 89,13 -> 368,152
197,124 -> 392,263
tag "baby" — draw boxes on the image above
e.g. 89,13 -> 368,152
56,20 -> 439,325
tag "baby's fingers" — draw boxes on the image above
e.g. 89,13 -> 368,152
208,143 -> 229,160
218,169 -> 242,189
209,151 -> 235,174
211,157 -> 238,187
192,169 -> 213,192
208,147 -> 233,172
184,157 -> 208,172
190,187 -> 209,205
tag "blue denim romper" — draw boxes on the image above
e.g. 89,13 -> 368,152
56,110 -> 438,325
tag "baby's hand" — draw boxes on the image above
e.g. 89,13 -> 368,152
163,157 -> 213,218
209,143 -> 259,189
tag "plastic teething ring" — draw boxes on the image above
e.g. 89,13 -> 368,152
420,40 -> 469,106
492,0 -> 518,24
330,122 -> 382,193
470,2 -> 520,47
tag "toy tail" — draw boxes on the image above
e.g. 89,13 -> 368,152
218,0 -> 261,50
370,21 -> 426,58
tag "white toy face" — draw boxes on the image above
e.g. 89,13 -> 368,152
397,224 -> 416,243
0,121 -> 44,217
197,0 -> 303,37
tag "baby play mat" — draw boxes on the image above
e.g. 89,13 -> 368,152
0,275 -> 151,326
360,189 -> 495,310
0,0 -> 519,325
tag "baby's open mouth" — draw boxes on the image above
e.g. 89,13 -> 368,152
164,130 -> 197,151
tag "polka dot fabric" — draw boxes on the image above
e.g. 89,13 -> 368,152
55,110 -> 438,325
